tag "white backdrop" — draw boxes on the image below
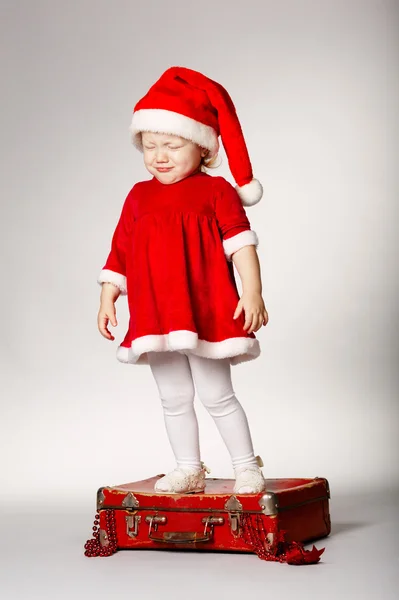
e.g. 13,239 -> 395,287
1,0 -> 398,511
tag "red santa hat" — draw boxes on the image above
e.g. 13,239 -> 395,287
129,66 -> 263,206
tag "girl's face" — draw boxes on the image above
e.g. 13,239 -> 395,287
141,132 -> 208,184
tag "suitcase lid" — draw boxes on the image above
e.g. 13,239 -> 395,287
97,476 -> 330,516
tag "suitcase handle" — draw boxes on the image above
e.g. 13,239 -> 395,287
145,515 -> 224,544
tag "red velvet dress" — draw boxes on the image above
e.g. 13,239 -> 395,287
98,171 -> 261,365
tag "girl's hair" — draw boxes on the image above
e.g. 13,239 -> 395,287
199,148 -> 221,172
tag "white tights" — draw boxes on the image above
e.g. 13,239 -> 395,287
147,350 -> 258,471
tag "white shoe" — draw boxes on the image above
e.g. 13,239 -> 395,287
233,456 -> 266,494
154,462 -> 211,494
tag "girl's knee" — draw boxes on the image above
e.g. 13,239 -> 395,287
159,383 -> 196,416
199,389 -> 240,418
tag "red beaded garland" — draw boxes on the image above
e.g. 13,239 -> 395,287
242,513 -> 285,563
241,513 -> 324,565
84,510 -> 118,557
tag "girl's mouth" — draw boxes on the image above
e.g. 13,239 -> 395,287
156,167 -> 173,172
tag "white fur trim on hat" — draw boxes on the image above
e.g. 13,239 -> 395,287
129,109 -> 220,156
235,179 -> 263,206
97,269 -> 127,295
223,229 -> 259,261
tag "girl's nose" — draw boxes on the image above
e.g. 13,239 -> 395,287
155,150 -> 169,162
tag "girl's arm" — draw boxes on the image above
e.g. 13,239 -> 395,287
97,186 -> 136,295
232,244 -> 262,295
213,176 -> 268,333
232,245 -> 268,332
97,186 -> 135,340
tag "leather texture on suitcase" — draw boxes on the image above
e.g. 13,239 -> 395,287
84,475 -> 330,564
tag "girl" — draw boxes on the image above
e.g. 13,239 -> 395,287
97,66 -> 269,494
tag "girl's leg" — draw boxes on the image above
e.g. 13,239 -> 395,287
147,350 -> 202,470
186,353 -> 259,469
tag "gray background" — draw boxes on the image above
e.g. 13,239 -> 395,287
1,0 -> 398,598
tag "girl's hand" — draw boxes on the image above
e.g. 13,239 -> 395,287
233,291 -> 269,333
98,282 -> 121,340
98,301 -> 118,340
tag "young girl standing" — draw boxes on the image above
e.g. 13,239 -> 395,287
97,66 -> 269,495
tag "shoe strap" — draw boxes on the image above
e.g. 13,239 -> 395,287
200,461 -> 211,474
256,455 -> 264,468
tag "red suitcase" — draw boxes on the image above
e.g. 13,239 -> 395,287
84,475 -> 330,565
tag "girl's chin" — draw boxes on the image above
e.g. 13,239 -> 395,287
148,167 -> 197,183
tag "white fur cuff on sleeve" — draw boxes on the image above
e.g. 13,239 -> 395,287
97,269 -> 127,295
223,230 -> 259,262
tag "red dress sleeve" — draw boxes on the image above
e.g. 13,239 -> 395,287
97,187 -> 135,295
213,176 -> 259,262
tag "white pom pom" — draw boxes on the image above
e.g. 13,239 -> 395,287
235,178 -> 263,206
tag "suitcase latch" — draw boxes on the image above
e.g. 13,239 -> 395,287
125,514 -> 141,538
224,495 -> 243,536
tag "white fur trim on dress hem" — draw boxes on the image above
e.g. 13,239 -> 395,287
97,269 -> 127,295
223,230 -> 259,262
116,330 -> 260,366
129,109 -> 220,156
